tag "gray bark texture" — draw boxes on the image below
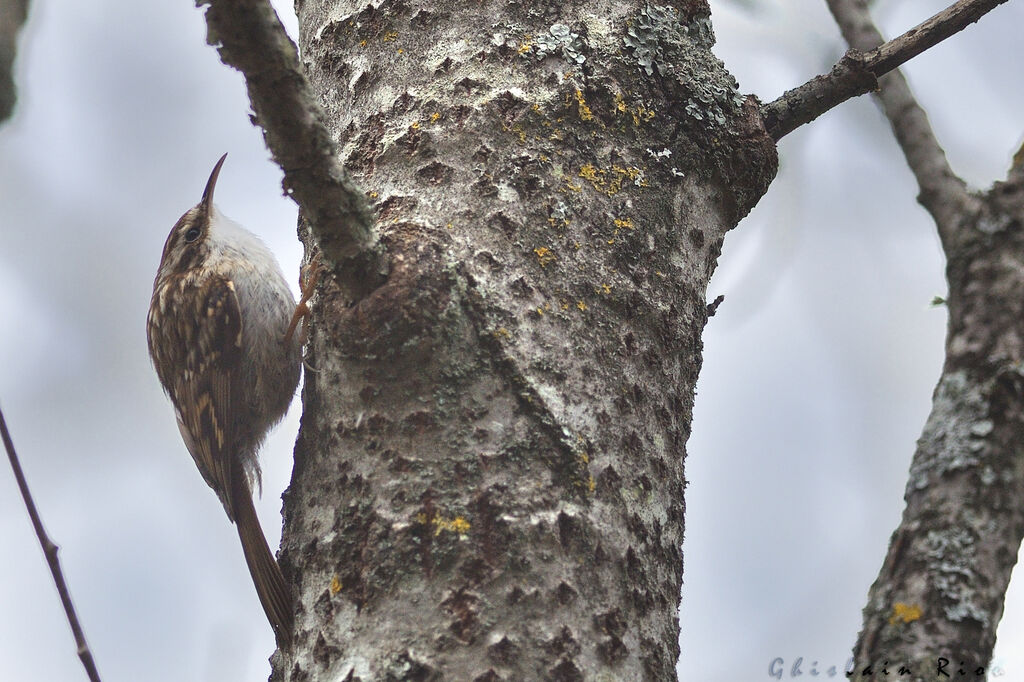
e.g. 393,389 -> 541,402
273,1 -> 775,679
851,167 -> 1024,681
0,0 -> 28,123
827,0 -> 1024,677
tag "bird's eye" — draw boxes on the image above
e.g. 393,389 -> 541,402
184,226 -> 202,243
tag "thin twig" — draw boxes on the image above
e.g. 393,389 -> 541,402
762,0 -> 1010,142
824,0 -> 975,248
0,406 -> 102,682
197,0 -> 384,299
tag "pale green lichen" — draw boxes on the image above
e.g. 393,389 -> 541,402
908,371 -> 994,491
925,528 -> 988,624
623,4 -> 684,76
531,23 -> 586,64
622,4 -> 743,125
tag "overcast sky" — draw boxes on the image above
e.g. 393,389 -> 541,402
1,1 -> 1022,681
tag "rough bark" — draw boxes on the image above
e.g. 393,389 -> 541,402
827,0 -> 1024,677
850,176 -> 1024,681
274,1 -> 776,679
0,0 -> 28,123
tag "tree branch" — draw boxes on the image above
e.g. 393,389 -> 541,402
818,1 -> 1024,675
825,0 -> 974,247
197,0 -> 384,298
1,406 -> 102,682
762,0 -> 1010,143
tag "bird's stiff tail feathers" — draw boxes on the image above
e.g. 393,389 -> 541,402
231,469 -> 293,647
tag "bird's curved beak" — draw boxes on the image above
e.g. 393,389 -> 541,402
201,153 -> 229,213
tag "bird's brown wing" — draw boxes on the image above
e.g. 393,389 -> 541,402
149,274 -> 292,643
148,274 -> 243,519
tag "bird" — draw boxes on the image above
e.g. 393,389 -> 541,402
146,153 -> 302,646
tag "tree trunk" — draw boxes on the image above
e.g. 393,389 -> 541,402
274,1 -> 775,679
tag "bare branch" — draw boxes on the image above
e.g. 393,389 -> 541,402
825,0 -> 974,245
1,406 -> 102,682
762,0 -> 1010,143
197,0 -> 385,298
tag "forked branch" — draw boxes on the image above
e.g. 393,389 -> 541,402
824,0 -> 976,248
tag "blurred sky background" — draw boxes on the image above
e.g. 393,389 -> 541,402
0,1 -> 1022,680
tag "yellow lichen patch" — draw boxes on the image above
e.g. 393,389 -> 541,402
889,602 -> 922,625
368,191 -> 379,198
608,216 -> 635,243
612,92 -> 656,127
430,112 -> 441,123
563,178 -> 582,192
576,300 -> 587,311
579,164 -> 604,189
572,436 -> 595,494
632,105 -> 655,126
330,575 -> 342,595
502,122 -> 527,144
493,327 -> 511,339
411,121 -> 420,130
417,511 -> 471,537
359,39 -> 367,47
612,165 -> 648,188
574,89 -> 593,122
600,283 -> 612,294
382,31 -> 398,42
578,164 -> 646,197
534,247 -> 556,267
433,515 -> 471,537
577,436 -> 593,462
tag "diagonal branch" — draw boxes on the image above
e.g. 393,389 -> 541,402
197,0 -> 385,298
1,406 -> 102,682
825,0 -> 974,247
762,0 -> 1009,146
